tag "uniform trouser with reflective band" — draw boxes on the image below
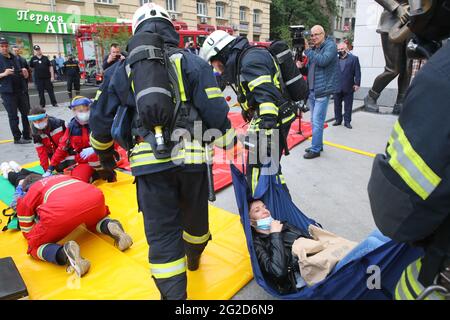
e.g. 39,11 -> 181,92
395,258 -> 445,300
136,169 -> 210,300
246,121 -> 292,196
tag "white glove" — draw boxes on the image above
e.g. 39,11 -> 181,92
42,170 -> 52,178
80,147 -> 95,159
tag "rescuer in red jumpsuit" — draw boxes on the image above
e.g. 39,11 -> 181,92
15,173 -> 132,277
43,96 -> 116,183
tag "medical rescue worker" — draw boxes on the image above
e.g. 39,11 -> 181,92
28,106 -> 75,172
368,0 -> 450,300
63,54 -> 81,99
89,3 -> 237,299
15,173 -> 133,277
45,96 -> 115,183
200,30 -> 308,195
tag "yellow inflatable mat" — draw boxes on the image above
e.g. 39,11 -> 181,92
0,162 -> 253,300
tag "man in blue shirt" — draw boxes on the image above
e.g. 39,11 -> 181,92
55,53 -> 65,80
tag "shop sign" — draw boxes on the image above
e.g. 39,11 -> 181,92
0,7 -> 116,35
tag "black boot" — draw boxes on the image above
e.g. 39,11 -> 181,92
364,89 -> 380,113
392,104 -> 402,115
392,94 -> 405,115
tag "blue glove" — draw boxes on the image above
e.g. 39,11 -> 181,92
11,185 -> 25,210
42,170 -> 53,178
80,147 -> 95,160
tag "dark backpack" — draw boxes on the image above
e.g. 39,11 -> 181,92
112,32 -> 201,158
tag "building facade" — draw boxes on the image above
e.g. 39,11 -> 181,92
0,0 -> 270,60
333,0 -> 356,44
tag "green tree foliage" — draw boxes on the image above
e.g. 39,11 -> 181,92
270,0 -> 337,41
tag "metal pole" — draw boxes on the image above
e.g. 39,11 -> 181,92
50,0 -> 61,54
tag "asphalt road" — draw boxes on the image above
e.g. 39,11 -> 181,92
0,81 -> 98,111
0,94 -> 399,299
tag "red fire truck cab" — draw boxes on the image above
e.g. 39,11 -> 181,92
75,23 -> 209,85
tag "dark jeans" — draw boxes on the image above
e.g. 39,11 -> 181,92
1,92 -> 31,141
36,78 -> 57,107
333,91 -> 354,124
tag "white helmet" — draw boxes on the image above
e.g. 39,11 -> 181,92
199,30 -> 236,62
132,3 -> 173,34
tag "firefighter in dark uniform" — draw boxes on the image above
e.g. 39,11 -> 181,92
368,0 -> 450,300
89,3 -> 237,299
29,45 -> 58,108
63,54 -> 81,100
0,37 -> 32,144
200,31 -> 308,195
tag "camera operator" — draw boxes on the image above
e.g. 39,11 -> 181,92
300,25 -> 338,160
185,40 -> 197,55
102,43 -> 126,71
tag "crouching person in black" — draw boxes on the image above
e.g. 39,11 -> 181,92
249,200 -> 310,294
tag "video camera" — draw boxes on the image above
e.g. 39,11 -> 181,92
293,100 -> 309,114
289,25 -> 309,61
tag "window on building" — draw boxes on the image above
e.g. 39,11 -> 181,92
344,17 -> 350,30
253,35 -> 260,42
253,9 -> 261,24
197,1 -> 207,16
96,0 -> 113,4
352,1 -> 356,9
166,0 -> 177,11
239,7 -> 247,22
141,0 -> 151,4
216,2 -> 225,18
345,0 -> 352,8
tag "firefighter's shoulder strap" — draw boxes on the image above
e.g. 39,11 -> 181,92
235,45 -> 286,99
419,213 -> 450,286
125,44 -> 192,134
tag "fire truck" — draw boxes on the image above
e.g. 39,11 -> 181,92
75,22 -> 210,85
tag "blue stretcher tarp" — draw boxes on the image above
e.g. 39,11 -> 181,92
230,164 -> 423,299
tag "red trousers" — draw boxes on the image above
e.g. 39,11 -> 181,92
26,203 -> 110,259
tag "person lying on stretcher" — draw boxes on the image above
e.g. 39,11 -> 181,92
5,166 -> 133,277
249,200 -> 311,294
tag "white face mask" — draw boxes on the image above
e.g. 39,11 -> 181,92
33,121 -> 48,130
76,111 -> 90,124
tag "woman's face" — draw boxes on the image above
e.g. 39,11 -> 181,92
249,200 -> 271,221
211,59 -> 225,74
